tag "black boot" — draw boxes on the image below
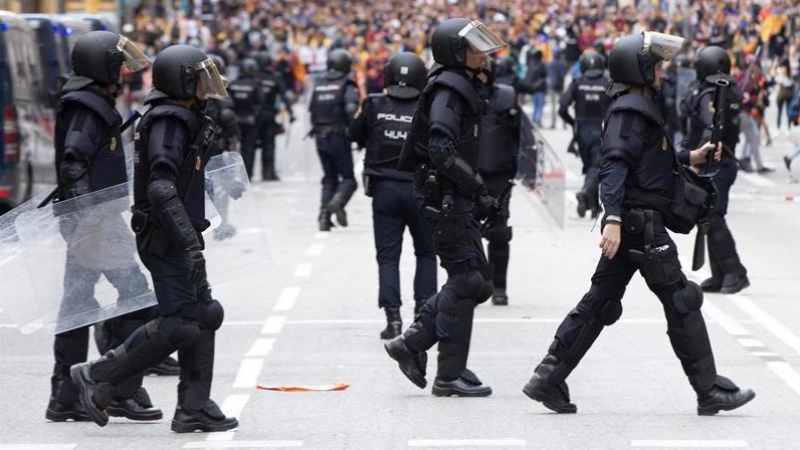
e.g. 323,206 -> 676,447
522,355 -> 577,413
69,362 -> 110,427
318,208 -> 334,232
144,355 -> 181,376
106,387 -> 163,421
380,307 -> 402,340
700,277 -> 722,293
696,375 -> 755,416
171,400 -> 238,433
384,335 -> 427,388
575,191 -> 588,218
326,193 -> 348,227
432,368 -> 492,397
46,364 -> 90,422
491,288 -> 508,306
413,300 -> 424,317
719,273 -> 750,294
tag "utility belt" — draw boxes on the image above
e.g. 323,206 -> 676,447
624,209 -> 679,288
413,165 -> 472,250
307,123 -> 347,139
130,208 -> 207,257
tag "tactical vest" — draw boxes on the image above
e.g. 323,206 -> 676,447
478,84 -> 518,175
363,93 -> 416,181
257,70 -> 281,116
575,75 -> 610,123
55,89 -> 126,193
684,77 -> 742,152
228,78 -> 260,120
133,104 -> 207,222
309,73 -> 356,126
398,69 -> 485,171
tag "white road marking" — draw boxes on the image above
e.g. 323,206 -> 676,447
293,263 -> 313,277
219,318 -> 751,327
0,446 -> 77,450
274,287 -> 301,311
206,433 -> 236,442
232,359 -> 264,389
313,232 -> 329,239
184,442 -> 303,449
245,338 -> 275,357
739,172 -> 776,187
700,302 -> 751,336
631,440 -> 747,448
305,243 -> 324,256
727,293 -> 800,356
409,439 -> 526,447
750,351 -> 781,357
766,361 -> 800,397
737,338 -> 765,348
205,395 -> 249,442
261,316 -> 287,335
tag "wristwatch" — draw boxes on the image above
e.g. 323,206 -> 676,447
605,215 -> 622,225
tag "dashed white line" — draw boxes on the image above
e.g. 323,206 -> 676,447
232,359 -> 265,389
305,243 -> 324,256
699,302 -> 750,336
766,362 -> 800,397
0,446 -> 77,450
313,232 -> 329,239
274,287 -> 301,311
261,316 -> 287,335
737,338 -> 765,348
727,293 -> 800,356
245,338 -> 275,357
631,440 -> 747,448
184,442 -> 304,449
205,395 -> 250,442
409,439 -> 526,447
749,351 -> 781,357
293,263 -> 313,277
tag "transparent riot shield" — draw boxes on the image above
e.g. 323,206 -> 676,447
516,117 -> 566,228
7,151 -> 269,334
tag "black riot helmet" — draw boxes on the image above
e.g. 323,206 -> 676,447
327,49 -> 352,75
254,51 -> 273,71
580,51 -> 606,78
694,46 -> 731,81
431,18 -> 506,69
71,30 -> 149,86
608,31 -> 685,87
151,44 -> 228,101
240,58 -> 259,77
385,52 -> 427,100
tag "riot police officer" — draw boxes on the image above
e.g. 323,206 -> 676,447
522,32 -> 755,415
348,52 -> 437,340
254,51 -> 295,181
228,58 -> 263,180
71,45 -> 239,433
680,46 -> 749,294
559,51 -> 610,219
309,49 -> 359,231
493,55 -> 518,91
49,30 -> 162,423
477,60 -> 523,305
385,18 -> 506,397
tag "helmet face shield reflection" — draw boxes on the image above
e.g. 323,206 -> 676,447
458,20 -> 507,54
642,31 -> 685,62
195,58 -> 229,100
116,36 -> 150,71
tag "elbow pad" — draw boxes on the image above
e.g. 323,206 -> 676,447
429,141 -> 485,195
147,179 -> 201,251
59,159 -> 90,199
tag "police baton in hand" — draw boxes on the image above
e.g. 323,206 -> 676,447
481,180 -> 514,234
38,110 -> 142,209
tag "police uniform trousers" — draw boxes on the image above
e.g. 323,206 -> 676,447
544,214 -> 719,393
371,178 -> 437,310
707,158 -> 747,282
483,174 -> 513,291
577,122 -> 603,210
314,128 -> 356,207
53,239 -> 152,405
402,193 -> 493,381
88,246 -> 222,412
239,121 -> 259,180
258,112 -> 278,180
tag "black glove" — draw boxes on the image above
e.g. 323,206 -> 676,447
186,246 -> 206,285
475,187 -> 501,221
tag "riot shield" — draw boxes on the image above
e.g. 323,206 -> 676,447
6,151 -> 269,334
516,117 -> 566,229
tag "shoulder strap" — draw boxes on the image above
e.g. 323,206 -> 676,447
61,90 -> 120,127
606,93 -> 665,126
432,71 -> 483,115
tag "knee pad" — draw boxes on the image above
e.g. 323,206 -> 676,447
150,316 -> 200,350
597,300 -> 623,325
198,300 -> 224,331
484,225 -> 513,243
478,278 -> 494,304
438,273 -> 482,315
672,281 -> 704,315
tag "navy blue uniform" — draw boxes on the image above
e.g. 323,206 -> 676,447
228,77 -> 263,179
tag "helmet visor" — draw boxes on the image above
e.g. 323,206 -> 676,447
195,58 -> 229,100
642,31 -> 685,62
116,36 -> 150,72
458,20 -> 507,54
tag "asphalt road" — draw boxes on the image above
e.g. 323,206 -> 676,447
0,96 -> 798,450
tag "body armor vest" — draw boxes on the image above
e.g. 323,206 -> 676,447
363,93 -> 417,181
309,73 -> 355,126
478,84 -> 518,175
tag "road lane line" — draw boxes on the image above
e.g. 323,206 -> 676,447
185,442 -> 303,449
233,359 -> 264,389
631,440 -> 747,448
766,362 -> 800,397
409,439 -> 526,447
737,338 -> 765,348
261,316 -> 287,334
313,232 -> 328,239
293,263 -> 313,277
0,446 -> 77,450
727,293 -> 800,356
245,338 -> 275,357
274,287 -> 301,311
205,395 -> 250,442
219,317 -> 754,327
305,243 -> 324,256
700,302 -> 750,336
